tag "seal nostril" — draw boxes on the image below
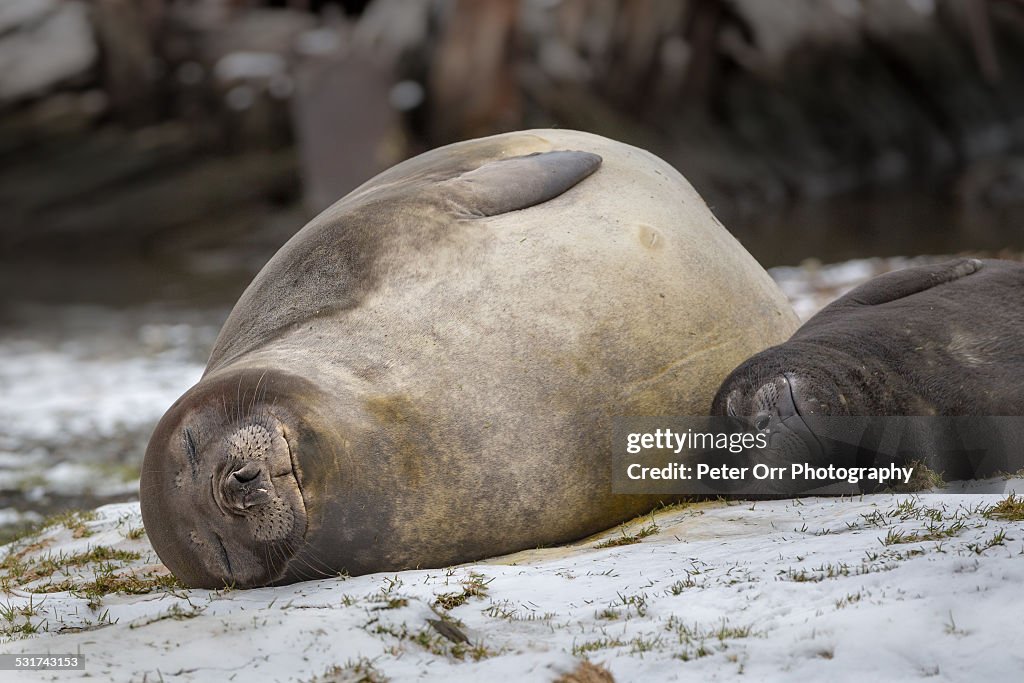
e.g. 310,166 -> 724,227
220,461 -> 274,511
231,461 -> 262,484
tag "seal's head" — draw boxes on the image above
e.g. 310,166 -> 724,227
140,371 -> 319,588
711,340 -> 912,481
709,345 -> 863,470
714,344 -> 840,415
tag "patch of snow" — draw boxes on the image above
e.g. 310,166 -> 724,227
0,507 -> 40,528
768,255 -> 963,322
38,462 -> 136,498
0,305 -> 214,506
0,343 -> 202,444
0,488 -> 1022,681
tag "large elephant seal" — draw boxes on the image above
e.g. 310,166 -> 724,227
141,129 -> 798,588
712,258 -> 1024,485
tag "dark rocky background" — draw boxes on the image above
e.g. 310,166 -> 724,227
4,0 -> 1024,300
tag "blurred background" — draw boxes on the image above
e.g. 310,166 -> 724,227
2,0 -> 1024,538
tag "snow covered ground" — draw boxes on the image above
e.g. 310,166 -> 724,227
1,255 -> 1023,680
0,490 -> 1022,681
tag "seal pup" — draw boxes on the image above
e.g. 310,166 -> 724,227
141,129 -> 798,588
712,258 -> 1024,484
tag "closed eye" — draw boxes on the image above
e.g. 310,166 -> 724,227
183,427 -> 200,479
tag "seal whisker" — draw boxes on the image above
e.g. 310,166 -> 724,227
234,375 -> 244,429
281,540 -> 332,581
261,541 -> 276,582
247,371 -> 268,426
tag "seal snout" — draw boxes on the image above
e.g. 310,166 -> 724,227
221,461 -> 274,511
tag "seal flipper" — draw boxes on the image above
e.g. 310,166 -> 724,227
836,258 -> 982,307
440,150 -> 602,217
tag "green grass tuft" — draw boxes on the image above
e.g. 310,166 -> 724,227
985,493 -> 1024,521
594,521 -> 659,549
432,572 -> 491,611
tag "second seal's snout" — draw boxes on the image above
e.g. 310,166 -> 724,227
222,461 -> 273,510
